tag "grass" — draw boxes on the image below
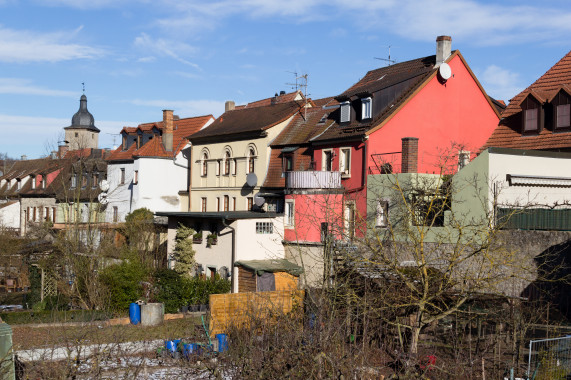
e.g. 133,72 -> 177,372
12,316 -> 207,351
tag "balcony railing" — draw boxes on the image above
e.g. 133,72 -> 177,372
369,152 -> 402,175
285,170 -> 342,189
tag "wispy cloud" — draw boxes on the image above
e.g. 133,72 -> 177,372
134,33 -> 200,69
479,64 -> 524,103
137,56 -> 156,63
35,0 -> 130,9
0,78 -> 76,97
128,98 -> 225,117
0,25 -> 105,63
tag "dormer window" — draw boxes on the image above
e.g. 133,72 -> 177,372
361,97 -> 372,120
122,135 -> 127,151
31,176 -> 35,190
340,101 -> 351,123
556,104 -> 570,129
524,108 -> 539,132
16,179 -> 21,191
71,173 -> 77,189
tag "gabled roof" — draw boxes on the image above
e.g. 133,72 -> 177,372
107,114 -> 213,161
188,101 -> 303,143
483,51 -> 571,150
239,90 -> 303,109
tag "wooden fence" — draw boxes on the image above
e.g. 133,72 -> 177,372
209,290 -> 304,336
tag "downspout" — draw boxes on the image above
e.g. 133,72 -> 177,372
344,136 -> 368,194
222,217 -> 236,293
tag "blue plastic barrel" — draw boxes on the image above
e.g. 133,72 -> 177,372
183,343 -> 200,357
216,333 -> 228,353
129,303 -> 141,325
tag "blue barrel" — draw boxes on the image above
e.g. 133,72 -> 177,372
216,333 -> 228,353
129,303 -> 141,325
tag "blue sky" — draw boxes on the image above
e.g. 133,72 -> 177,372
0,0 -> 570,159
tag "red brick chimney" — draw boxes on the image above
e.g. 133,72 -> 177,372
401,137 -> 419,173
163,109 -> 173,152
58,143 -> 69,159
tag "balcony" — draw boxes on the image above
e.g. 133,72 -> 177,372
368,152 -> 402,174
285,170 -> 342,189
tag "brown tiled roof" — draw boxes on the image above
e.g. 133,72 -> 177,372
271,97 -> 336,147
107,115 -> 213,161
242,91 -> 302,109
188,101 -> 302,142
483,51 -> 571,150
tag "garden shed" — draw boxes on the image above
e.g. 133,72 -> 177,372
234,259 -> 303,292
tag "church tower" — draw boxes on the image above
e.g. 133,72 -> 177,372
64,94 -> 100,150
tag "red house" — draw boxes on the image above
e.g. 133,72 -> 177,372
275,36 -> 503,286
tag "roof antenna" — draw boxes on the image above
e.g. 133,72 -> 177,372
374,45 -> 396,66
286,71 -> 309,120
82,82 -> 85,94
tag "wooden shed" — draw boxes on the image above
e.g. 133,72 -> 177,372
235,259 -> 303,292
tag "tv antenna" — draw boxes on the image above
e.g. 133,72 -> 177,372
107,133 -> 120,149
374,45 -> 396,66
286,71 -> 309,119
82,82 -> 85,93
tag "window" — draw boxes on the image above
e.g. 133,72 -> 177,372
556,104 -> 571,129
248,148 -> 256,173
71,174 -> 77,189
33,207 -> 37,222
120,168 -> 125,185
283,154 -> 293,172
232,197 -> 236,211
42,177 -> 46,189
321,222 -> 329,242
340,148 -> 351,176
137,134 -> 142,149
52,207 -> 56,222
224,151 -> 231,175
247,197 -> 253,211
322,150 -> 333,171
134,170 -> 138,185
217,197 -> 221,211
216,160 -> 221,176
232,159 -> 237,176
31,176 -> 35,190
376,200 -> 389,228
524,108 -> 539,132
458,151 -> 470,171
201,152 -> 208,176
362,97 -> 372,120
201,197 -> 207,212
75,132 -> 78,138
81,172 -> 88,189
44,207 -> 49,220
344,202 -> 356,241
208,267 -> 217,280
16,179 -> 21,191
92,173 -> 99,188
256,222 -> 274,234
412,192 -> 449,227
224,195 -> 229,212
340,101 -> 350,123
113,206 -> 118,223
285,201 -> 295,227
267,199 -> 281,213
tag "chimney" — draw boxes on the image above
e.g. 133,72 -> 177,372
21,155 -> 27,161
225,101 -> 235,112
435,35 -> 452,68
401,137 -> 419,173
163,109 -> 174,152
58,144 -> 69,159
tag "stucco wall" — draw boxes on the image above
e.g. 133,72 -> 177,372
106,161 -> 135,222
65,129 -> 99,150
0,201 -> 20,229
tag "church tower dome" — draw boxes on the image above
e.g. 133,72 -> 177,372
64,94 -> 100,150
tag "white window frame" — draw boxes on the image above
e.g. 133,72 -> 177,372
339,147 -> 351,177
256,222 -> 274,234
285,200 -> 295,228
201,152 -> 209,176
361,97 -> 372,120
340,101 -> 351,123
344,201 -> 356,240
322,149 -> 333,172
216,160 -> 221,176
375,199 -> 389,228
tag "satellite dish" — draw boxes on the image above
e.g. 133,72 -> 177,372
246,172 -> 257,187
438,62 -> 452,81
99,179 -> 110,192
97,193 -> 109,205
254,193 -> 265,207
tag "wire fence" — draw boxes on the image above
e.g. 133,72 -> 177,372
528,335 -> 571,380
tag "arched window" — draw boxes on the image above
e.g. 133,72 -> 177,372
224,150 -> 231,175
248,148 -> 256,173
201,152 -> 208,176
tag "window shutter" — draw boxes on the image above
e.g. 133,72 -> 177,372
340,101 -> 350,123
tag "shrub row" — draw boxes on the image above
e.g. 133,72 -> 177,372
0,309 -> 111,325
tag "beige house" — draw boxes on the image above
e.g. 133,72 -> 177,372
188,91 -> 305,213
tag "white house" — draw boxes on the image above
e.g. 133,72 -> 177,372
105,110 -> 214,222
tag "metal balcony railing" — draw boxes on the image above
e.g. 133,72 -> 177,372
285,170 -> 342,189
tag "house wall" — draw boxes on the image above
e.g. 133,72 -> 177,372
284,243 -> 324,288
19,197 -> 57,236
190,116 -> 295,212
366,54 -> 499,176
105,161 -> 135,222
0,201 -> 20,229
135,155 -> 187,212
65,129 -> 99,150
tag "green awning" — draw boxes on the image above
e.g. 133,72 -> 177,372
281,146 -> 299,153
234,259 -> 303,276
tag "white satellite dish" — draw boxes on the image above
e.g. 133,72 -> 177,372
438,62 -> 452,81
97,192 -> 109,205
246,172 -> 257,187
254,193 -> 265,207
99,179 -> 110,192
